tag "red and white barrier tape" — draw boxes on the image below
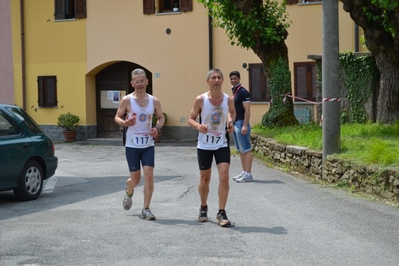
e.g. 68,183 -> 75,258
322,98 -> 340,102
281,94 -> 340,104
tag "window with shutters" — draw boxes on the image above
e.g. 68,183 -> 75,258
143,0 -> 193,14
293,62 -> 317,102
38,76 -> 58,108
248,64 -> 271,102
54,0 -> 86,20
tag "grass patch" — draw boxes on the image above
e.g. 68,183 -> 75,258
252,121 -> 399,168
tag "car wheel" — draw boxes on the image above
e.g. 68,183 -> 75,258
13,160 -> 44,201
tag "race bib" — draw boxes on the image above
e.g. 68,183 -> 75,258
131,131 -> 151,146
201,130 -> 223,145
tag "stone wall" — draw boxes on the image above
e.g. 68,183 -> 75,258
251,135 -> 399,203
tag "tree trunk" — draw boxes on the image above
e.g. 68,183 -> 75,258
374,54 -> 399,123
341,0 -> 399,123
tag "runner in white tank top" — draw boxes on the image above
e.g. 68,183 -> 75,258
197,92 -> 229,150
125,93 -> 155,148
114,68 -> 165,221
187,68 -> 236,227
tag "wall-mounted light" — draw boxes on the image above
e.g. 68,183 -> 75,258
242,63 -> 248,69
166,28 -> 171,35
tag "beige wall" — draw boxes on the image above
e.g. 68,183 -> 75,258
0,0 -> 14,104
86,1 -> 263,127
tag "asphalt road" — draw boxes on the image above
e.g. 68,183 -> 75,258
1,139 -> 399,266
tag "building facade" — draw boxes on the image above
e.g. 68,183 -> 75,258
7,0 -> 363,141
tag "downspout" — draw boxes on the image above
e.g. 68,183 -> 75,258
208,13 -> 213,70
354,24 -> 359,52
20,0 -> 26,110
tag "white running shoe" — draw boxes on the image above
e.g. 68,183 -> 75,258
123,190 -> 133,210
236,174 -> 253,183
232,172 -> 244,181
141,208 -> 156,220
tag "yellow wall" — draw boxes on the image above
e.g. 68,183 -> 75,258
11,0 -> 364,131
12,0 -> 88,125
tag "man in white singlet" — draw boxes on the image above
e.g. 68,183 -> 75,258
188,68 -> 236,227
114,68 -> 165,220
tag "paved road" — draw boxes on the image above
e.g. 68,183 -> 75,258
1,140 -> 399,266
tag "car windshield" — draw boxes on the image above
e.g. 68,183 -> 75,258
7,107 -> 43,134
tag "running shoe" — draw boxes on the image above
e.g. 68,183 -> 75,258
216,210 -> 231,227
236,174 -> 253,183
141,208 -> 156,220
123,190 -> 133,210
198,206 -> 208,222
232,172 -> 243,181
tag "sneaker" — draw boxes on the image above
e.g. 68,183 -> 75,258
198,206 -> 208,222
123,190 -> 133,210
216,210 -> 231,227
236,174 -> 253,183
232,172 -> 244,181
141,208 -> 156,220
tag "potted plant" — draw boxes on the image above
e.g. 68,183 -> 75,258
152,112 -> 167,143
173,2 -> 179,11
57,112 -> 80,142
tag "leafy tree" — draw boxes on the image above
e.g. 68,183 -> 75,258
198,0 -> 298,126
341,0 -> 399,124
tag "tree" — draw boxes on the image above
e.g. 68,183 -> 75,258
198,0 -> 298,126
341,0 -> 399,124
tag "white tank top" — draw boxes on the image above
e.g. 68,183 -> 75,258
125,93 -> 155,148
197,92 -> 229,150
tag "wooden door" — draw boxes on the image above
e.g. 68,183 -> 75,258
96,62 -> 152,138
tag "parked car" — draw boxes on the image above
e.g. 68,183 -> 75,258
0,104 -> 58,201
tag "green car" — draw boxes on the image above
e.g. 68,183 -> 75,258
0,104 -> 58,201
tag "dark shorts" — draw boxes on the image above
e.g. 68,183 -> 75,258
197,146 -> 230,170
125,146 -> 155,172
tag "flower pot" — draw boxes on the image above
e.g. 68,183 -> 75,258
63,130 -> 77,142
173,7 -> 179,11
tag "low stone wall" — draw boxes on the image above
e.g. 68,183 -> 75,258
251,135 -> 399,203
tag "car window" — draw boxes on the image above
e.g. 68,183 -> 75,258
0,111 -> 21,136
7,107 -> 43,134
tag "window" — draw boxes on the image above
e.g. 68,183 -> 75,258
38,76 -> 58,108
248,64 -> 271,102
143,0 -> 193,14
54,0 -> 86,20
0,112 -> 20,137
293,62 -> 317,102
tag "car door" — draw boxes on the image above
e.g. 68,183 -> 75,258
0,111 -> 32,189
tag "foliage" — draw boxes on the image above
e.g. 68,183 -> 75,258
57,112 -> 80,131
361,0 -> 399,37
197,0 -> 290,49
152,112 -> 168,126
339,52 -> 379,124
262,57 -> 298,128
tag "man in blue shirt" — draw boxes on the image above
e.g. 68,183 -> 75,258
229,71 -> 253,183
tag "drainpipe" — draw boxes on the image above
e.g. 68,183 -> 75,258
20,0 -> 26,110
354,24 -> 359,52
208,13 -> 213,70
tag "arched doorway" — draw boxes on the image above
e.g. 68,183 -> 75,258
95,61 -> 152,138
